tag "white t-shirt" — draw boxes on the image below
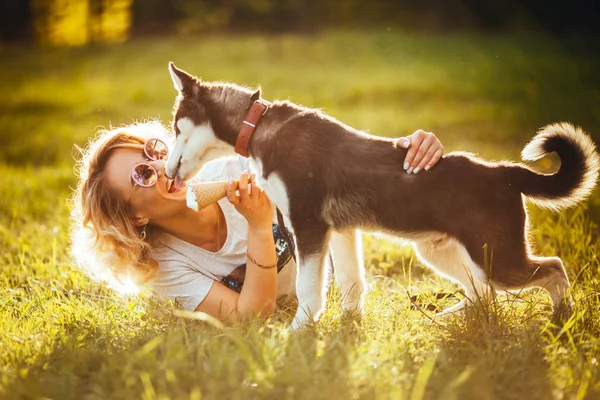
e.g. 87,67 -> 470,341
148,156 -> 297,311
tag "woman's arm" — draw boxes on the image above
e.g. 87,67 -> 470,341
396,129 -> 444,174
195,171 -> 278,321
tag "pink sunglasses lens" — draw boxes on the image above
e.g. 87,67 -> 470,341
132,164 -> 157,187
144,139 -> 169,161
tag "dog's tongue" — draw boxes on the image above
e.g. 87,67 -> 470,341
174,176 -> 186,190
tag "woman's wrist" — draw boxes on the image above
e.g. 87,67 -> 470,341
246,222 -> 277,270
246,251 -> 278,269
247,219 -> 273,235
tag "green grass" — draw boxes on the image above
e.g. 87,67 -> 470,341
1,30 -> 600,399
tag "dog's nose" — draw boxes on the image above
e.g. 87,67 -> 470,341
164,158 -> 181,180
164,165 -> 176,179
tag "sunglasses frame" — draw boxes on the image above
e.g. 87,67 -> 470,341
130,138 -> 169,188
131,162 -> 159,188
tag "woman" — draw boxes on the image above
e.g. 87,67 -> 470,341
70,121 -> 444,321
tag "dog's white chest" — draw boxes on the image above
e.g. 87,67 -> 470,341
248,158 -> 292,225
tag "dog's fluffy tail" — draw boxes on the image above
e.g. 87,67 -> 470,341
509,122 -> 599,211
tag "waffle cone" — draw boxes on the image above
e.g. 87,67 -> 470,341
189,181 -> 228,211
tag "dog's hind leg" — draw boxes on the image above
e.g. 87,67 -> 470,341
330,229 -> 366,314
495,256 -> 573,321
531,257 -> 572,318
291,225 -> 331,329
413,234 -> 494,315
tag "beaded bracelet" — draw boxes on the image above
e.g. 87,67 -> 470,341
246,251 -> 278,269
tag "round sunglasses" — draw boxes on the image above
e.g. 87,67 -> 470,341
131,138 -> 169,187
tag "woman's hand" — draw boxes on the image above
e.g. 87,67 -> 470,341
396,129 -> 444,174
227,171 -> 273,229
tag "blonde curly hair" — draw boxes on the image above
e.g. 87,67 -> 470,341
70,121 -> 174,292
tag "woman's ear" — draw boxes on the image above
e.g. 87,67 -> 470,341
131,216 -> 149,227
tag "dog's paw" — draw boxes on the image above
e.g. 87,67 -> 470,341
290,318 -> 311,331
341,298 -> 364,315
290,303 -> 324,330
340,308 -> 363,325
290,309 -> 321,330
433,299 -> 467,319
551,301 -> 574,326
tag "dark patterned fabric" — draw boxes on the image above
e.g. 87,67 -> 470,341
220,223 -> 295,293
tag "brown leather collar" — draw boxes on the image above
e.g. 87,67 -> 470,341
234,99 -> 270,157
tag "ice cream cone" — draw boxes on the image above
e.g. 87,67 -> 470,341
187,181 -> 229,211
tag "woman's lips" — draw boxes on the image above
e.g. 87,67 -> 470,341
166,176 -> 187,193
166,179 -> 178,193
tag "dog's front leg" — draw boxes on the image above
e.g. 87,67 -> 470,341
330,229 -> 366,315
291,224 -> 331,329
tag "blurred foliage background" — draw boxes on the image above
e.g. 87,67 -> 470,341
1,0 -> 599,44
0,0 -> 599,167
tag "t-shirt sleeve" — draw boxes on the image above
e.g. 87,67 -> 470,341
196,155 -> 250,183
148,260 -> 215,312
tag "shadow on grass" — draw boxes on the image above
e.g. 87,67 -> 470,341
1,306 -> 358,399
425,302 -> 555,400
2,319 -> 158,399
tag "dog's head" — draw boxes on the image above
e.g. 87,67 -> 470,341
165,62 -> 260,186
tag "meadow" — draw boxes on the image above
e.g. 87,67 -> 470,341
1,31 -> 599,399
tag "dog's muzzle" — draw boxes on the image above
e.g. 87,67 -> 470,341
164,157 -> 182,180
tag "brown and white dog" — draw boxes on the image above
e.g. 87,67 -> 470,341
164,63 -> 599,328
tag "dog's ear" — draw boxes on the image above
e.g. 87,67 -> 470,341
250,87 -> 262,102
168,62 -> 195,92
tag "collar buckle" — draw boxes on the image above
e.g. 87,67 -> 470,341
254,98 -> 270,116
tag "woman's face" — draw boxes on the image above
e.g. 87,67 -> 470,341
105,146 -> 187,225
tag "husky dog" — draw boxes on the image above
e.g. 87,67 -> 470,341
164,63 -> 599,327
